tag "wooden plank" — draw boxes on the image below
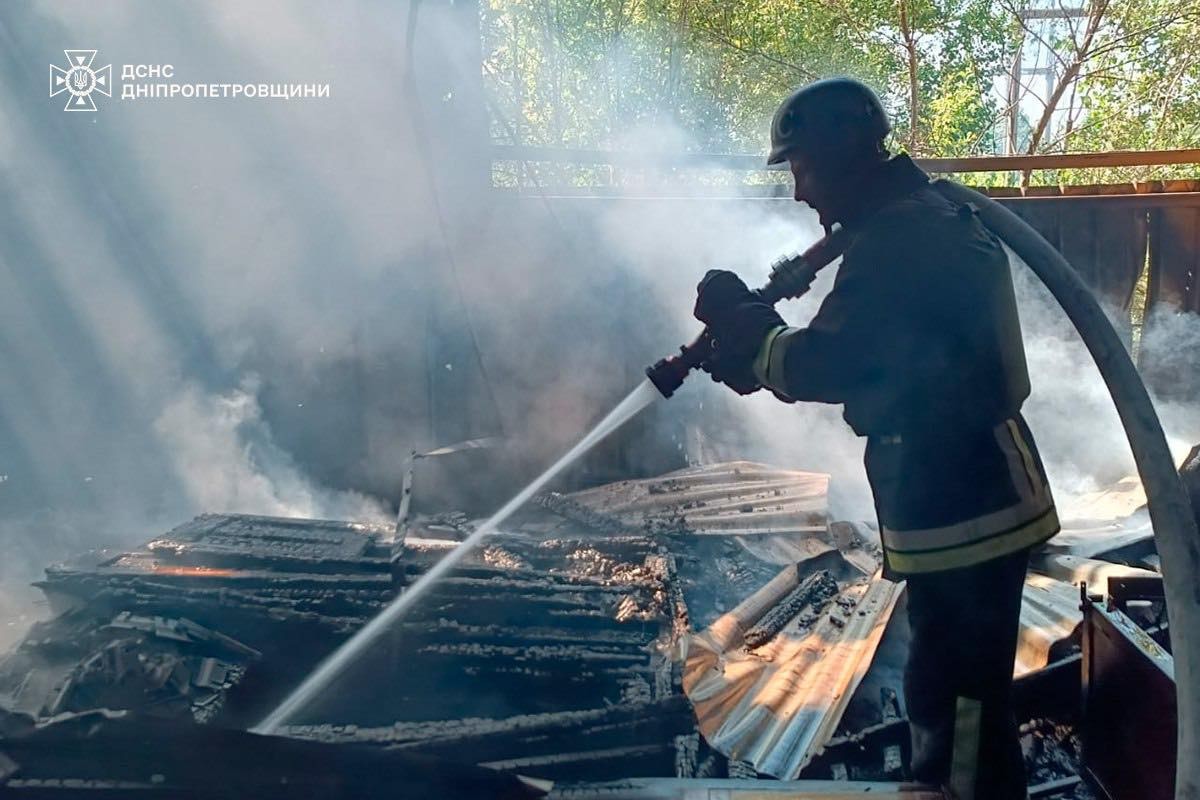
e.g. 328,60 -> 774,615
495,186 -> 1200,206
494,144 -> 770,170
494,145 -> 1200,174
994,192 -> 1200,209
920,149 -> 1200,173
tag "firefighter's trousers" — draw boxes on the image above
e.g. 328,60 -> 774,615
904,547 -> 1030,800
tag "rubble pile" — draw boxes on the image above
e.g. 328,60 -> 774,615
0,460 -> 1183,798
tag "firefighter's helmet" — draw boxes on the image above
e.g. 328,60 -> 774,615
768,77 -> 890,166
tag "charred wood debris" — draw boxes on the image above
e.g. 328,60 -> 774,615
0,457 -> 1193,798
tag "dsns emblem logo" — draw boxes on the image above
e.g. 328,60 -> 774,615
49,50 -> 112,111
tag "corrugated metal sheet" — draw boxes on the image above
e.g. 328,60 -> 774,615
1016,573 -> 1083,676
1015,554 -> 1159,676
1030,552 -> 1158,588
1151,204 -> 1200,314
1054,475 -> 1146,521
1008,202 -> 1146,312
681,566 -> 901,779
566,461 -> 830,537
1044,475 -> 1157,566
1044,514 -> 1156,561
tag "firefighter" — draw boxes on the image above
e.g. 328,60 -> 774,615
694,78 -> 1058,799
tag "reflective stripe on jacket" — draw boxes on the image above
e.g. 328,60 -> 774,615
755,155 -> 1030,438
752,154 -> 1057,574
866,415 -> 1058,576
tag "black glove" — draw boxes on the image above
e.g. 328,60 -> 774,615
694,270 -> 785,395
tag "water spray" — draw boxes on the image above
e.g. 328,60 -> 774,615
256,181 -> 1197,794
255,230 -> 850,734
645,225 -> 852,398
254,379 -> 662,733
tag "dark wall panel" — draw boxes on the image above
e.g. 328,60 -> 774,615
1007,202 -> 1147,315
1151,206 -> 1200,314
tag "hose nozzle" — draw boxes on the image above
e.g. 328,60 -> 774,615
646,226 -> 851,399
646,331 -> 714,398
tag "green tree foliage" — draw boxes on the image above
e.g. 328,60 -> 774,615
1063,0 -> 1200,181
480,0 -> 1200,185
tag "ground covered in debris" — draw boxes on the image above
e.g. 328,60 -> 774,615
0,460 -> 1175,798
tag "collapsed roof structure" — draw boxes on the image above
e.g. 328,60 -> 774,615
0,457 -> 1188,798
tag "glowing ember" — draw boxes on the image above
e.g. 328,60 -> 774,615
151,565 -> 239,578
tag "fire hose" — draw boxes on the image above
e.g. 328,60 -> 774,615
647,179 -> 1200,799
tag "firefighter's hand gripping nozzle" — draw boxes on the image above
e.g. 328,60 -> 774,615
645,226 -> 852,399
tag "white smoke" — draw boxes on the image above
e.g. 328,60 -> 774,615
585,165 -> 874,518
1012,262 -> 1200,517
2,0 -> 1198,655
585,124 -> 1200,523
0,0 -> 452,645
1137,306 -> 1200,461
154,379 -> 389,521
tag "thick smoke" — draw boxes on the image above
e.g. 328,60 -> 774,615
2,0 -> 1198,653
1010,261 -> 1200,517
0,1 -> 716,641
154,379 -> 385,520
586,140 -> 1200,522
583,157 -> 874,519
0,0 -> 440,644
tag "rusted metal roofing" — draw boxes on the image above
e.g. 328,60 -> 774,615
681,564 -> 901,779
565,461 -> 830,536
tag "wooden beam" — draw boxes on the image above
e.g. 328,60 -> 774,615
990,192 -> 1200,208
493,145 -> 1200,174
919,149 -> 1200,173
493,144 -> 769,170
494,187 -> 1200,208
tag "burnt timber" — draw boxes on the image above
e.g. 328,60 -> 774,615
0,461 -> 1183,798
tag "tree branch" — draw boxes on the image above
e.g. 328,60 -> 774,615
1087,11 -> 1200,61
814,0 -> 904,49
1021,0 -> 1110,182
897,0 -> 921,153
683,20 -> 818,79
999,0 -> 1072,70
